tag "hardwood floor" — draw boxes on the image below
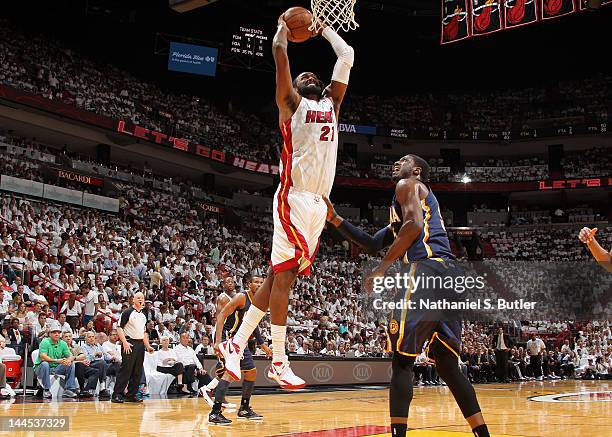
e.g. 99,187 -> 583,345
2,380 -> 611,436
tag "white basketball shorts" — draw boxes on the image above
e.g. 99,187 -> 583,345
271,186 -> 327,276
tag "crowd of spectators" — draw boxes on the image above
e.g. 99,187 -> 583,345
1,18 -> 611,173
484,226 -> 612,261
457,321 -> 612,384
0,150 -> 610,397
342,74 -> 610,132
0,19 -> 279,164
510,206 -> 606,226
562,147 -> 611,178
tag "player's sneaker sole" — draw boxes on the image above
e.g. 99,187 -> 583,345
217,341 -> 241,381
267,369 -> 306,390
201,388 -> 214,407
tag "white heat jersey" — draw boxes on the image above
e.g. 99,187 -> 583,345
278,96 -> 338,196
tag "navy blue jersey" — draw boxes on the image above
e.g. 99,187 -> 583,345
222,290 -> 253,340
389,186 -> 454,262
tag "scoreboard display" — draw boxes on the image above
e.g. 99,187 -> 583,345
230,25 -> 268,58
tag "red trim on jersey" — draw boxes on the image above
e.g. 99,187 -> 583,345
274,118 -> 311,273
272,258 -> 300,274
299,237 -> 321,277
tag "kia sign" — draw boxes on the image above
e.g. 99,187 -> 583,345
199,357 -> 391,387
352,363 -> 373,382
168,42 -> 218,77
311,363 -> 334,383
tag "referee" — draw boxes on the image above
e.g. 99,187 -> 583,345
112,292 -> 154,403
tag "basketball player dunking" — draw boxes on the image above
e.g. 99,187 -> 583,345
324,155 -> 491,437
217,16 -> 354,388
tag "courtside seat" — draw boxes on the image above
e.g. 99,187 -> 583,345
31,350 -> 65,399
143,352 -> 173,395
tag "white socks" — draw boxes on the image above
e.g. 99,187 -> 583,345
232,305 -> 266,350
271,324 -> 288,363
206,378 -> 219,390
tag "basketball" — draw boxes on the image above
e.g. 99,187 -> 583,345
283,6 -> 314,43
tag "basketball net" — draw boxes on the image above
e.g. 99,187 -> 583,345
309,0 -> 359,33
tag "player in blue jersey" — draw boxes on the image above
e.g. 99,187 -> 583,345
208,274 -> 272,426
325,155 -> 490,437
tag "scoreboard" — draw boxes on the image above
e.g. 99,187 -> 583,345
230,25 -> 268,58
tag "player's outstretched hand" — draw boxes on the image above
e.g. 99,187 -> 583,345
364,268 -> 385,294
323,196 -> 341,226
277,14 -> 289,30
579,227 -> 597,244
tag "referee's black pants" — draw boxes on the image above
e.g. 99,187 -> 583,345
114,339 -> 145,399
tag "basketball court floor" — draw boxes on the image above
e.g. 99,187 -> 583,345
2,380 -> 610,436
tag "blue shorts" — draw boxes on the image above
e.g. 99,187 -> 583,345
386,258 -> 462,359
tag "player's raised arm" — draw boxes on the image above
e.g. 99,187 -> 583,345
273,18 -> 300,123
321,25 -> 354,115
375,179 -> 424,273
324,196 -> 394,255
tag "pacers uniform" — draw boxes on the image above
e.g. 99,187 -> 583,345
273,96 -> 338,276
386,187 -> 464,359
215,291 -> 263,378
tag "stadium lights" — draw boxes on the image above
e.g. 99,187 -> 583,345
461,174 -> 471,184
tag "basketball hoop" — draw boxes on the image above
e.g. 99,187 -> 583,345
309,0 -> 359,33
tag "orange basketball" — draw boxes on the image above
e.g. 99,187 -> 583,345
283,6 -> 314,43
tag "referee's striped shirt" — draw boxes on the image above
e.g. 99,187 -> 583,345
120,307 -> 147,340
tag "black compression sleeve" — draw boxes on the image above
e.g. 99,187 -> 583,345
337,220 -> 393,255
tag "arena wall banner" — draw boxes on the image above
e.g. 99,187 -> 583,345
200,202 -> 224,214
471,0 -> 504,36
441,0 -> 471,44
538,177 -> 612,190
338,123 -> 377,135
82,193 -> 120,212
116,120 -> 279,175
42,184 -> 84,205
504,0 -> 539,28
540,0 -> 576,19
53,168 -> 104,187
200,357 -> 392,387
0,174 -> 44,197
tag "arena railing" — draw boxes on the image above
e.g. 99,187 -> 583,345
32,274 -> 118,326
164,284 -> 205,321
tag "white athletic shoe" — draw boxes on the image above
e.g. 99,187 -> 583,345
267,360 -> 306,390
217,340 -> 242,382
201,387 -> 214,407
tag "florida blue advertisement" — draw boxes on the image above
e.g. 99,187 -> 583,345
168,42 -> 218,77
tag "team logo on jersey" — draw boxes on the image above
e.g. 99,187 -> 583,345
305,110 -> 333,124
389,319 -> 399,335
